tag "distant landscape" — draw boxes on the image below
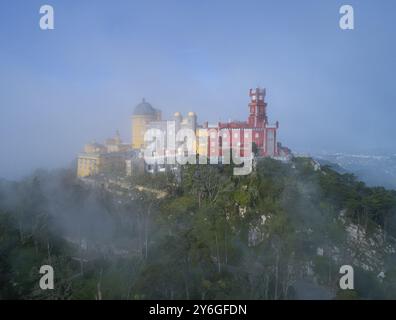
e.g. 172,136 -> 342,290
313,153 -> 396,190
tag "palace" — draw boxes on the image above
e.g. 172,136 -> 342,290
77,131 -> 131,177
76,88 -> 291,178
199,88 -> 290,160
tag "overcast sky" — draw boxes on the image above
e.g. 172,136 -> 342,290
0,0 -> 395,179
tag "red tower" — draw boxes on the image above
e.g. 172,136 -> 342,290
248,88 -> 267,127
201,87 -> 290,161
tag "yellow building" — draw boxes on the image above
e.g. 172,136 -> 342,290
77,153 -> 102,178
77,132 -> 130,178
196,127 -> 209,158
77,97 -> 201,178
131,99 -> 161,150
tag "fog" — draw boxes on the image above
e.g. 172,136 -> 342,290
1,0 -> 395,180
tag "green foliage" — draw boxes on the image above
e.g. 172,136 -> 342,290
335,289 -> 359,300
1,159 -> 396,299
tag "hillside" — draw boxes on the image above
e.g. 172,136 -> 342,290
1,158 -> 396,299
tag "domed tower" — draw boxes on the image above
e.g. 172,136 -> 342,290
131,98 -> 159,150
174,111 -> 182,132
187,111 -> 197,132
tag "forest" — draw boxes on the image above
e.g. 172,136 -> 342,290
1,157 -> 396,299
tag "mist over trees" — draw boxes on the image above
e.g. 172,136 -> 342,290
1,158 -> 396,299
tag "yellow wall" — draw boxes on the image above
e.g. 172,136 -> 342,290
77,155 -> 101,177
196,128 -> 208,157
78,153 -> 129,177
132,115 -> 156,150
